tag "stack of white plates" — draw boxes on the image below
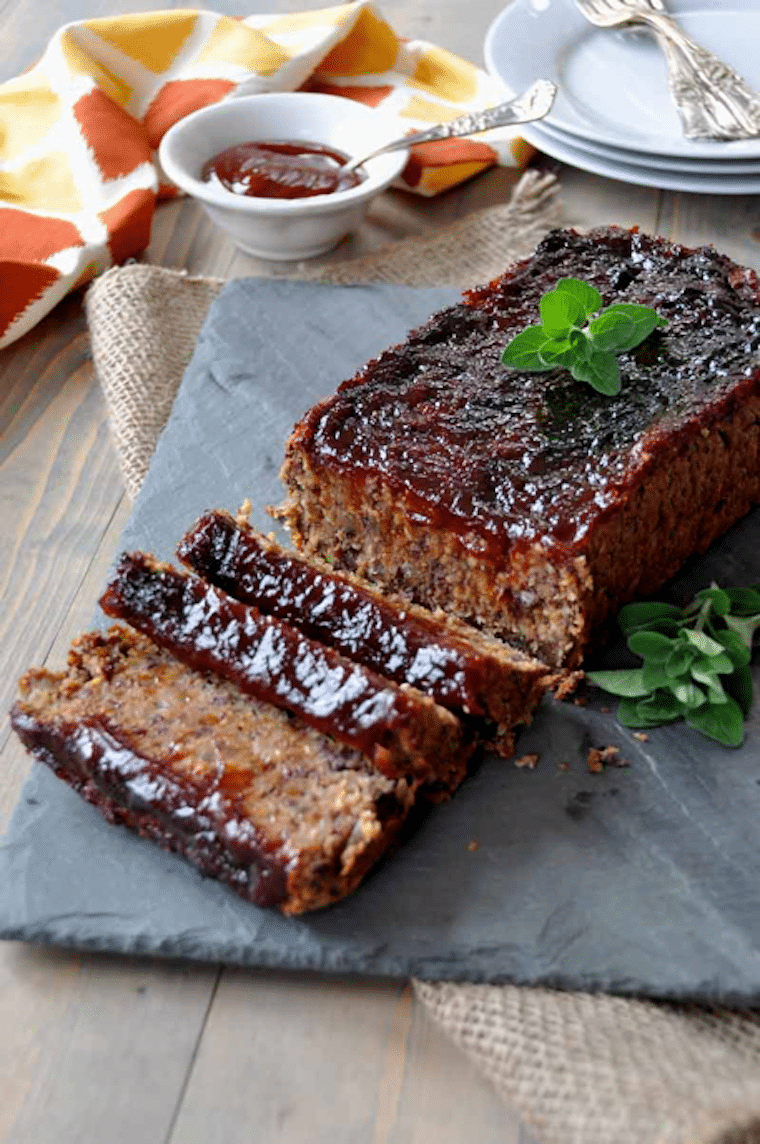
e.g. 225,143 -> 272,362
484,0 -> 760,194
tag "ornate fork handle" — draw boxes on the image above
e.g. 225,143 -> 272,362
627,7 -> 760,139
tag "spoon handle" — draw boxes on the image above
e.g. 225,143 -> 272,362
344,79 -> 557,171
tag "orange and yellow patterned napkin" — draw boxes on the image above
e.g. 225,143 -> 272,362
0,2 -> 529,348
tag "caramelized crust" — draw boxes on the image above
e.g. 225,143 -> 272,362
10,628 -> 416,915
280,227 -> 760,665
178,509 -> 553,745
100,551 -> 470,789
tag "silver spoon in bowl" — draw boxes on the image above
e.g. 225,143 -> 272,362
342,78 -> 557,173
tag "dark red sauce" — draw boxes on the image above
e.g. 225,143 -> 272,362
202,140 -> 365,199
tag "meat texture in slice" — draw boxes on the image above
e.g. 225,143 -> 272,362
10,628 -> 417,915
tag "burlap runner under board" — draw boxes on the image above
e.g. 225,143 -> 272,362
85,171 -> 760,1144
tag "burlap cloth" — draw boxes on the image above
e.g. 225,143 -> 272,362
86,171 -> 760,1144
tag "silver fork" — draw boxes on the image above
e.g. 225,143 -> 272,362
575,0 -> 760,140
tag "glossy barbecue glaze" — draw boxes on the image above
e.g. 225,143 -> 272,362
295,227 -> 760,562
100,552 -> 468,786
178,510 -> 551,728
12,709 -> 289,906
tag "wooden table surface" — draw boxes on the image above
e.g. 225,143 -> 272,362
2,2 -> 759,1141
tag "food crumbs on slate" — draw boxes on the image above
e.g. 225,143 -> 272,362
586,746 -> 626,773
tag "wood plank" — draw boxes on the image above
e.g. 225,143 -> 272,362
0,943 -> 219,1144
387,990 -> 527,1144
379,0 -> 495,67
657,191 -> 760,268
0,219 -> 126,806
548,161 -> 663,235
146,171 -> 492,281
167,973 -> 521,1144
0,311 -> 125,825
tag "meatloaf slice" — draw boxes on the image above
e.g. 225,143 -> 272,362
279,226 -> 760,667
177,508 -> 553,753
10,628 -> 416,915
100,552 -> 470,791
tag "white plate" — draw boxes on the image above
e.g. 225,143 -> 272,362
522,121 -> 760,192
485,0 -> 760,160
534,118 -> 760,174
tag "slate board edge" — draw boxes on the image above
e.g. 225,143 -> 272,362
1,919 -> 755,1006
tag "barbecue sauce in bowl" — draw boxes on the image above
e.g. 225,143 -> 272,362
202,140 -> 365,200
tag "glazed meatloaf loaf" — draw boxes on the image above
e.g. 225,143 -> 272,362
177,509 -> 553,753
10,628 -> 418,915
280,226 -> 760,667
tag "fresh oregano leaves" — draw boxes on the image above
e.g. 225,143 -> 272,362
587,582 -> 760,747
501,277 -> 668,396
570,351 -> 621,397
501,327 -> 553,370
540,290 -> 585,335
556,277 -> 602,314
597,303 -> 666,352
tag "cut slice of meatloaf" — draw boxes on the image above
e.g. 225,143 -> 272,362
177,508 -> 554,752
100,552 -> 470,791
10,628 -> 417,915
279,226 -> 760,667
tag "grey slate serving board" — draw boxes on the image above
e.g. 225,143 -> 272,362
2,279 -> 760,1001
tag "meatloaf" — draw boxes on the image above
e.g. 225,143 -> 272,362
279,226 -> 760,667
10,628 -> 417,915
177,509 -> 553,753
100,551 -> 470,791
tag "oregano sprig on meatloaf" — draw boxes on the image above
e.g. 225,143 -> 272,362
501,276 -> 668,396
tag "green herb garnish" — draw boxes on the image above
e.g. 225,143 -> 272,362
501,277 -> 668,396
587,585 -> 760,747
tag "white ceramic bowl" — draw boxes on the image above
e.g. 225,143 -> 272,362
159,93 -> 409,261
